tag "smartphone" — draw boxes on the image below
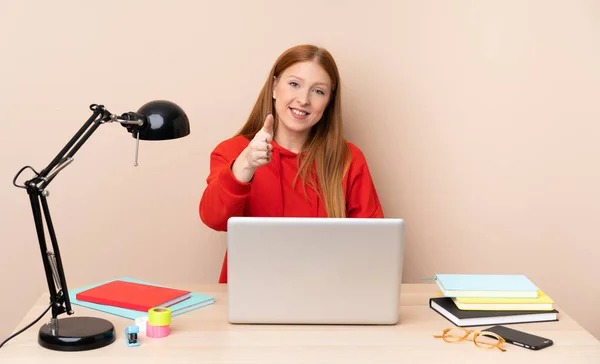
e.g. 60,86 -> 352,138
483,325 -> 553,350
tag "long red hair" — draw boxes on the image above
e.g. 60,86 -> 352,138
236,44 -> 350,217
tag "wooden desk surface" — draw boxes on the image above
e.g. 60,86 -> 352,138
1,283 -> 599,363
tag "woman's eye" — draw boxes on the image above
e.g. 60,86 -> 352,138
314,89 -> 325,95
289,81 -> 299,87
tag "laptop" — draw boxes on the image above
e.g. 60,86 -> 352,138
226,217 -> 405,325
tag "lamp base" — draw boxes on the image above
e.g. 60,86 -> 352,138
38,316 -> 115,351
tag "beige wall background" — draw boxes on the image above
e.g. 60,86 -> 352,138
1,0 -> 599,342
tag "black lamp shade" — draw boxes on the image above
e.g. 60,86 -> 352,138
135,100 -> 190,140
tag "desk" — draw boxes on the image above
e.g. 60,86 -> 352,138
1,283 -> 599,363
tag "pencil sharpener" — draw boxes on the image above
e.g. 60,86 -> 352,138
124,325 -> 140,347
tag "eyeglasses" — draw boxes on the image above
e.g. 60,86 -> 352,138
434,327 -> 506,352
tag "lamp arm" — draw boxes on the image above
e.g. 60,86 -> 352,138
16,104 -> 145,321
36,105 -> 107,182
33,105 -> 144,189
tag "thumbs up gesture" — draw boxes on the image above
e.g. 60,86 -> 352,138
246,113 -> 274,168
232,114 -> 275,182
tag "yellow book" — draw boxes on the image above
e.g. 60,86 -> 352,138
452,290 -> 554,311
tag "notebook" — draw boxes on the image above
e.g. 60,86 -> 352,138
76,279 -> 191,312
69,277 -> 214,320
435,274 -> 539,298
429,297 -> 559,327
452,290 -> 554,311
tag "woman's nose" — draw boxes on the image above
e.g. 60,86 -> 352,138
296,91 -> 311,105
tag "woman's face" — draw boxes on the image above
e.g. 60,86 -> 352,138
272,61 -> 332,139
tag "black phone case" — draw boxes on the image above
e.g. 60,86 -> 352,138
483,325 -> 553,350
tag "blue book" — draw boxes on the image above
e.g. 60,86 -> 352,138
435,274 -> 539,298
68,277 -> 214,320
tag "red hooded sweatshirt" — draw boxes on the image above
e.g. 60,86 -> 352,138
199,135 -> 384,283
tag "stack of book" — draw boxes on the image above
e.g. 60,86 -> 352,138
429,274 -> 559,327
69,277 -> 215,320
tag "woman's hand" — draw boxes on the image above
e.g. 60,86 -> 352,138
232,114 -> 274,182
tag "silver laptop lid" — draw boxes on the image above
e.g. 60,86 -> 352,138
226,217 -> 405,325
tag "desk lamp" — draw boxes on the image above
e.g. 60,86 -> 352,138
11,101 -> 190,351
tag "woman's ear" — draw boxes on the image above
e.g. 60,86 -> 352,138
272,76 -> 278,99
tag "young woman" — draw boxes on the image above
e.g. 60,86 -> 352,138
199,44 -> 384,283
